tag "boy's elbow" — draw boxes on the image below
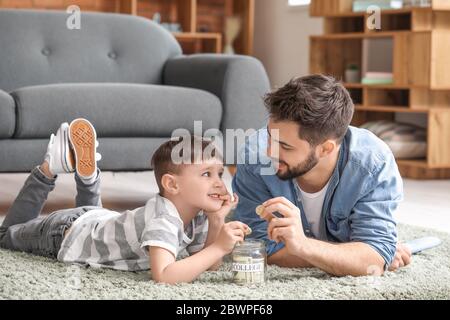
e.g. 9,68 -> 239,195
151,269 -> 195,285
150,270 -> 175,285
152,273 -> 178,285
150,271 -> 162,283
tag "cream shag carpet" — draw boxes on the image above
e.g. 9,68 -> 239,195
1,223 -> 449,300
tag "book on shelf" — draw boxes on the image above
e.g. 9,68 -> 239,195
403,0 -> 431,7
353,0 -> 431,12
353,0 -> 404,12
362,72 -> 394,85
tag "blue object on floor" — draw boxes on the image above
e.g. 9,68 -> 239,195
404,236 -> 442,254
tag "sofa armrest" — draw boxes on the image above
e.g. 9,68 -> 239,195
0,89 -> 15,138
163,54 -> 270,133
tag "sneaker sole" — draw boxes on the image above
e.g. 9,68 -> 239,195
69,119 -> 96,178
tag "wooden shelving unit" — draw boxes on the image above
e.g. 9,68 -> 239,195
0,0 -> 254,55
310,0 -> 450,179
118,0 -> 254,55
172,32 -> 223,54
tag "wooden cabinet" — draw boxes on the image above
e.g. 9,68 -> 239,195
117,0 -> 255,55
0,0 -> 255,55
310,0 -> 450,178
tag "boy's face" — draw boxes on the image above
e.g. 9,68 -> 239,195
175,158 -> 227,212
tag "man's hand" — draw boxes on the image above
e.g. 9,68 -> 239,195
389,243 -> 412,271
259,197 -> 307,256
205,192 -> 239,223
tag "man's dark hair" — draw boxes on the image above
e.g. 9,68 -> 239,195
264,74 -> 354,146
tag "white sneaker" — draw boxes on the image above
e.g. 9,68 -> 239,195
69,118 -> 101,180
44,123 -> 75,176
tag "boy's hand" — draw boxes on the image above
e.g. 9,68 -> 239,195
214,221 -> 249,254
205,192 -> 239,223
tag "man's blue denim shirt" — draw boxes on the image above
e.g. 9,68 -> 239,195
232,126 -> 403,268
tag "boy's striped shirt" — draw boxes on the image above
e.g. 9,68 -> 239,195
57,194 -> 209,271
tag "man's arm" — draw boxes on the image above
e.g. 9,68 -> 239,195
232,162 -> 286,256
297,239 -> 385,276
267,247 -> 312,268
269,239 -> 384,276
262,197 -> 388,276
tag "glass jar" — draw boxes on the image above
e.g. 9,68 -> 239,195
231,240 -> 267,285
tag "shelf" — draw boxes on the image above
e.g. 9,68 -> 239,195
342,83 -> 448,89
397,159 -> 450,172
397,159 -> 450,178
0,0 -> 255,55
324,16 -> 365,34
366,88 -> 409,107
355,105 -> 431,113
311,7 -> 431,18
173,32 -> 223,54
397,159 -> 429,168
311,30 -> 429,40
172,32 -> 222,40
312,32 -> 450,89
344,83 -> 411,89
316,5 -> 450,35
122,0 -> 254,55
324,12 -> 411,35
310,0 -> 450,179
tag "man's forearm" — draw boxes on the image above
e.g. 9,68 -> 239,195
298,239 -> 385,277
267,247 -> 313,268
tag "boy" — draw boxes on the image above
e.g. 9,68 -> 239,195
0,119 -> 249,284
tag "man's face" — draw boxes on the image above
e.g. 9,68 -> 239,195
266,119 -> 319,180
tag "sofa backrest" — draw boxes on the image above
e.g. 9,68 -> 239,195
0,9 -> 182,92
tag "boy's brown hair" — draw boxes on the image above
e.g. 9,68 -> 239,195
151,136 -> 222,194
264,74 -> 354,146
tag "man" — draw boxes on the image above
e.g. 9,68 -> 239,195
232,75 -> 411,277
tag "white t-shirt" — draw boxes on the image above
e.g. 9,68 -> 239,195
295,180 -> 330,238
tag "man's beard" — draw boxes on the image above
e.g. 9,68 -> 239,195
275,149 -> 319,181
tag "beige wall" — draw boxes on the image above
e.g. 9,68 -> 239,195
253,0 -> 323,88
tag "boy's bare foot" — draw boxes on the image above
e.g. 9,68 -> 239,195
69,118 -> 101,181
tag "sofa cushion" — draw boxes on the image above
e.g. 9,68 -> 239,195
0,9 -> 182,92
0,90 -> 15,138
11,83 -> 222,139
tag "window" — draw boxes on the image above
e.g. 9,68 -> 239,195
288,0 -> 311,6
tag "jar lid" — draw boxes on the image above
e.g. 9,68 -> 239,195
234,239 -> 265,251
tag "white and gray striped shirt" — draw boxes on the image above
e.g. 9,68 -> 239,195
57,194 -> 209,271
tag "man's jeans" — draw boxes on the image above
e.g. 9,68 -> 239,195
0,167 -> 102,258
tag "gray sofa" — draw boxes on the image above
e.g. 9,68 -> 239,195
0,9 -> 270,172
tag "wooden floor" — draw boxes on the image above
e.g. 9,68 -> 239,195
1,169 -> 449,234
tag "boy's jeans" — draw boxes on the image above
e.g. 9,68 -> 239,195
0,167 -> 102,258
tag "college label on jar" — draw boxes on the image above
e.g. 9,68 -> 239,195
232,257 -> 265,284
